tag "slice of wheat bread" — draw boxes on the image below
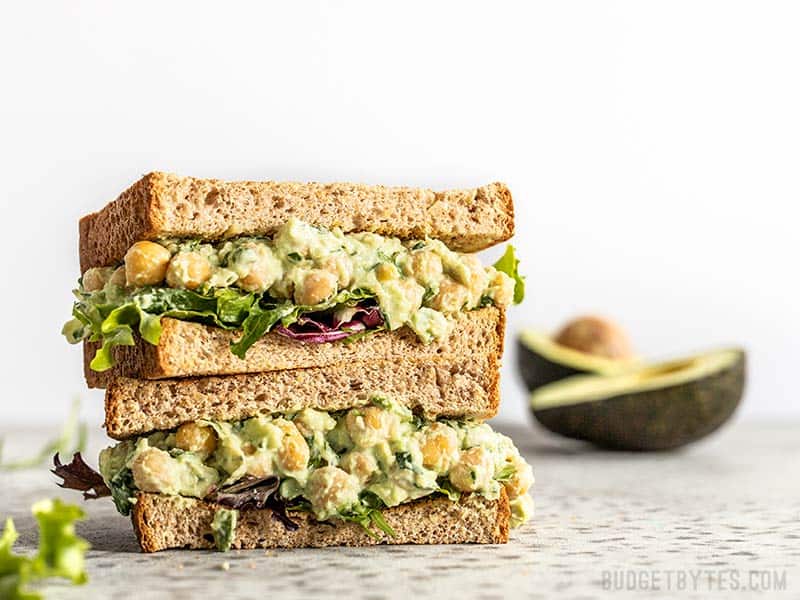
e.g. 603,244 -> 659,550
132,489 -> 510,552
85,306 -> 505,388
79,172 -> 515,270
104,354 -> 500,439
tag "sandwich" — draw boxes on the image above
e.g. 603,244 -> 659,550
57,395 -> 534,551
56,172 -> 534,551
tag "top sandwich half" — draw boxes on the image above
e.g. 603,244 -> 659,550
79,172 -> 515,271
65,172 -> 522,379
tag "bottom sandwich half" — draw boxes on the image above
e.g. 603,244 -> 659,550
55,395 -> 533,552
132,489 -> 510,552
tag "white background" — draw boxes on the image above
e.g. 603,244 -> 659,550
0,1 -> 797,427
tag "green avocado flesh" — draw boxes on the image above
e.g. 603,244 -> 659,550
529,348 -> 746,451
517,329 -> 637,392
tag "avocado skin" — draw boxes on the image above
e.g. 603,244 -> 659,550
517,338 -> 591,392
532,352 -> 746,451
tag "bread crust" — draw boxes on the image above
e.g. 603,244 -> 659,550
85,306 -> 505,387
131,488 -> 510,552
79,172 -> 515,270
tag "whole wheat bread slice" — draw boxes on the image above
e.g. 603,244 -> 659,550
104,354 -> 500,439
79,172 -> 515,270
85,306 -> 504,387
132,489 -> 510,552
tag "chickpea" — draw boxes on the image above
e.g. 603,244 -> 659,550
375,262 -> 399,282
175,422 -> 217,456
274,420 -> 310,473
339,450 -> 378,484
420,423 -> 459,474
345,406 -> 395,448
125,241 -> 171,287
246,450 -> 275,478
232,243 -> 282,293
428,277 -> 470,312
406,250 -> 444,287
294,269 -> 338,306
321,254 -> 353,288
81,267 -> 110,292
306,466 -> 360,517
131,447 -> 176,493
488,270 -> 514,306
109,266 -> 127,288
165,251 -> 212,290
449,447 -> 493,492
293,408 -> 337,438
378,279 -> 425,327
462,255 -> 489,307
503,459 -> 534,499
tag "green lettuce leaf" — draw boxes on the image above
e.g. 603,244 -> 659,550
0,500 -> 89,600
493,245 -> 525,304
65,284 -> 384,371
230,303 -> 299,359
30,499 -> 89,584
107,469 -> 136,517
0,518 -> 38,600
339,492 -> 396,540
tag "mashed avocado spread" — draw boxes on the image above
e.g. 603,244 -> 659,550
64,218 -> 524,371
99,398 -> 534,537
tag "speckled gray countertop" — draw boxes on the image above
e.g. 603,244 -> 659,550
1,421 -> 798,599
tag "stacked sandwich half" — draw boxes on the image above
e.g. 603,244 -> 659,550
57,172 -> 534,551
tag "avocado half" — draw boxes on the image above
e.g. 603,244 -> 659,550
517,329 -> 637,392
529,348 -> 746,451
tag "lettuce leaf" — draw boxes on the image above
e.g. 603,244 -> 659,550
52,453 -> 111,500
30,500 -> 89,584
65,284 -> 385,371
107,470 -> 136,516
66,286 -> 260,370
0,518 -> 37,600
0,500 -> 89,600
493,245 -> 525,304
339,492 -> 396,540
229,303 -> 299,359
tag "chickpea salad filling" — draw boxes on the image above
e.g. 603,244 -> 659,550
64,218 -> 524,371
93,398 -> 534,547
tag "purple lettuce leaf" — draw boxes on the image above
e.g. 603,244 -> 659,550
209,476 -> 299,531
52,453 -> 111,500
275,305 -> 383,344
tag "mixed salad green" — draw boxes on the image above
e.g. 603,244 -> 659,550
0,500 -> 89,599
